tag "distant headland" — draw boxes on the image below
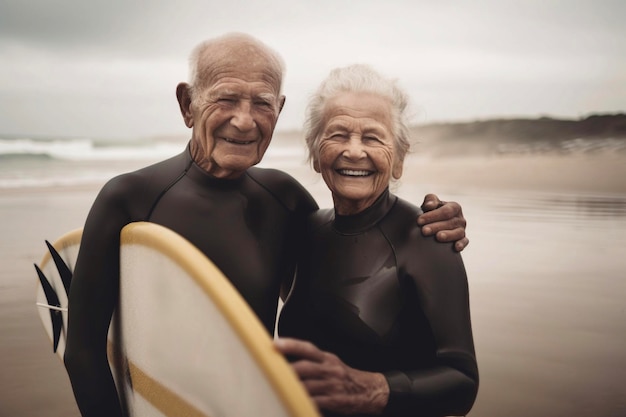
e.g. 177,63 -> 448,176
409,113 -> 626,156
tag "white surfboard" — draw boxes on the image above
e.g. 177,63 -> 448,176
35,222 -> 320,417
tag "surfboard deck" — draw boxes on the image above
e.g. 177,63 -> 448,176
35,221 -> 320,417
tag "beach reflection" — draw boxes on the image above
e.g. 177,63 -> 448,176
448,190 -> 626,417
492,193 -> 626,222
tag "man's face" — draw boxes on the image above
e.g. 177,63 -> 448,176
179,51 -> 284,179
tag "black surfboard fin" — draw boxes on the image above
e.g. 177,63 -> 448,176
34,264 -> 63,353
45,240 -> 73,295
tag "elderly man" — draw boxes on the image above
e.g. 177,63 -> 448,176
64,33 -> 468,417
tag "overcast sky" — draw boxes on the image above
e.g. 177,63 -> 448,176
1,0 -> 624,139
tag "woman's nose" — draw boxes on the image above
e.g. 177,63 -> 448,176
342,137 -> 366,159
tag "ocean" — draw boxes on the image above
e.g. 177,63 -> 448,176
0,135 -> 309,190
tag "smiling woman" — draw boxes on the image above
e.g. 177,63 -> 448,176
276,65 -> 479,417
304,65 -> 412,215
314,91 -> 401,215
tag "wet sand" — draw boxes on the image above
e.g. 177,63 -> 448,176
1,152 -> 626,416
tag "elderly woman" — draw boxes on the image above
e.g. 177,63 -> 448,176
276,65 -> 478,417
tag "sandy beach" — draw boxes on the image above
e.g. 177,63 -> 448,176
2,151 -> 626,416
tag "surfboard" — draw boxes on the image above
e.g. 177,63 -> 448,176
35,221 -> 320,417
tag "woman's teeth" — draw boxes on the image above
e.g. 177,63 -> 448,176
337,169 -> 371,177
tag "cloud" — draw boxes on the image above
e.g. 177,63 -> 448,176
0,0 -> 624,138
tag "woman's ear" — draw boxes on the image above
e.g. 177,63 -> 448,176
176,83 -> 194,128
313,156 -> 321,173
392,157 -> 404,180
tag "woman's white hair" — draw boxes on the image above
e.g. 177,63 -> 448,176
304,64 -> 411,167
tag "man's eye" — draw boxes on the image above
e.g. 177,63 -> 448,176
218,97 -> 236,103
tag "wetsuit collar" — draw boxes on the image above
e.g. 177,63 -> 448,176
184,142 -> 247,189
333,188 -> 397,235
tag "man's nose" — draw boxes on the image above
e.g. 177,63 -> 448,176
230,101 -> 256,131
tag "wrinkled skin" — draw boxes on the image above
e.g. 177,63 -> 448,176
275,338 -> 389,415
421,194 -> 469,251
176,40 -> 285,179
314,92 -> 400,215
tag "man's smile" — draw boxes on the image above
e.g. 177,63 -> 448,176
221,137 -> 256,145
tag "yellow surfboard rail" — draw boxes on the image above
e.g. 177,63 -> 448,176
120,222 -> 319,417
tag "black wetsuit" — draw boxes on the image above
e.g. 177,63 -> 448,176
64,144 -> 318,416
70,144 -> 318,332
278,189 -> 478,417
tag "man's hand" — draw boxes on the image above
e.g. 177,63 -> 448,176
274,338 -> 389,415
419,193 -> 469,252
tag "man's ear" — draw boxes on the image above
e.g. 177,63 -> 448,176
278,95 -> 286,114
176,83 -> 194,128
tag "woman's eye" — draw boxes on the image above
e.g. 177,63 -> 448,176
329,133 -> 346,139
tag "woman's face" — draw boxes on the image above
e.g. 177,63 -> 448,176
315,91 -> 403,215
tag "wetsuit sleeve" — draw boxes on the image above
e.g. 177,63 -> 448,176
64,175 -> 134,417
383,230 -> 479,416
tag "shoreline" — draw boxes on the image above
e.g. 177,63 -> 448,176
2,152 -> 623,198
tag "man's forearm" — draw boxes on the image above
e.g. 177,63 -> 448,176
65,353 -> 123,417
